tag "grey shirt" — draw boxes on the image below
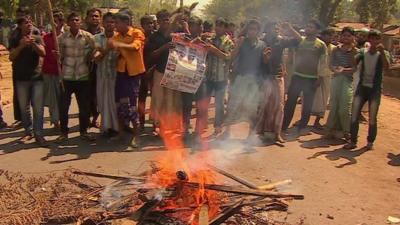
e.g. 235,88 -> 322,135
235,38 -> 266,77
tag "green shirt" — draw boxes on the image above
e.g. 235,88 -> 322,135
294,37 -> 327,79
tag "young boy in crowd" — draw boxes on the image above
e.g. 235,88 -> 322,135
345,30 -> 390,150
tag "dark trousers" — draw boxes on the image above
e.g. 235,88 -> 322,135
182,92 -> 194,133
60,80 -> 90,135
89,66 -> 99,122
350,86 -> 381,144
283,75 -> 318,130
138,74 -> 152,126
12,75 -> 22,121
206,81 -> 227,128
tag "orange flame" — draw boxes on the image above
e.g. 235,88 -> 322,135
147,112 -> 221,224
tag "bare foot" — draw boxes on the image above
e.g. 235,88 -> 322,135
276,134 -> 285,143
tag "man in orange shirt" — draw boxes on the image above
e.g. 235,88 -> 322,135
109,13 -> 145,148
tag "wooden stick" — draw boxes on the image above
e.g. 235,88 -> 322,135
72,170 -> 146,181
207,164 -> 258,189
199,204 -> 209,225
45,0 -> 64,92
184,182 -> 304,200
257,179 -> 292,190
209,200 -> 244,225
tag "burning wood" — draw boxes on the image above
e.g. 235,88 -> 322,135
0,166 -> 304,225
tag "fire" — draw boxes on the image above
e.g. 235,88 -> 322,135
146,113 -> 221,224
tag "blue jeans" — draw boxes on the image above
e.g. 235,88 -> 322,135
350,86 -> 381,144
207,81 -> 227,128
283,75 -> 318,130
16,80 -> 44,136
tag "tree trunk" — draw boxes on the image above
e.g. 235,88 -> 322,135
319,0 -> 343,27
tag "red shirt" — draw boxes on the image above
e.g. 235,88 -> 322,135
42,33 -> 59,75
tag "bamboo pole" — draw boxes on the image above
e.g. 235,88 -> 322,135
45,0 -> 64,91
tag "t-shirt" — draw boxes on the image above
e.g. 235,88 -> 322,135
9,33 -> 43,81
362,51 -> 380,88
145,30 -> 172,73
263,36 -> 299,76
42,32 -> 59,75
356,48 -> 391,91
235,38 -> 266,77
294,37 -> 327,79
330,46 -> 357,80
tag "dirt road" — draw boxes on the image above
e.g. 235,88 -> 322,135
1,56 -> 399,224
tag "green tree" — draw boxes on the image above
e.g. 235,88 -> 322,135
354,0 -> 398,28
203,0 -> 346,27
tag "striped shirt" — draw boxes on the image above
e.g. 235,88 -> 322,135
294,37 -> 327,79
330,46 -> 357,79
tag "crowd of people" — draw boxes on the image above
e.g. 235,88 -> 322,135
0,6 -> 391,151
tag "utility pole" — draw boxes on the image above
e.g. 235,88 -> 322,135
180,0 -> 183,8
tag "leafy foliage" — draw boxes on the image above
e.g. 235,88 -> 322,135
354,0 -> 398,28
203,0 -> 398,28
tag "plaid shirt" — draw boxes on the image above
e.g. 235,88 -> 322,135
95,32 -> 118,79
205,34 -> 234,82
58,29 -> 95,81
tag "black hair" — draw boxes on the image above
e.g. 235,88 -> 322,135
246,18 -> 261,31
321,28 -> 335,36
67,12 -> 80,22
118,8 -> 133,17
114,12 -> 131,24
368,29 -> 382,38
215,17 -> 227,27
140,15 -> 153,26
16,16 -> 30,26
86,8 -> 102,17
203,20 -> 213,31
156,9 -> 170,21
103,12 -> 115,21
341,26 -> 355,36
188,16 -> 202,26
263,21 -> 278,32
16,6 -> 30,16
308,19 -> 322,30
53,10 -> 64,22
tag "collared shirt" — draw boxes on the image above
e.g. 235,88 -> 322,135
58,29 -> 95,81
205,34 -> 234,82
113,26 -> 145,76
84,25 -> 104,36
95,32 -> 118,79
